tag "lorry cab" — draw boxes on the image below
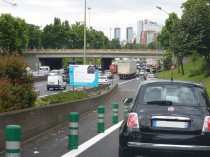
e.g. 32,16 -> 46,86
47,75 -> 67,90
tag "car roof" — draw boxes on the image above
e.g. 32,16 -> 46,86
141,79 -> 204,88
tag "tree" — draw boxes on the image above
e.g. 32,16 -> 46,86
27,24 -> 42,49
179,0 -> 210,76
0,13 -> 28,54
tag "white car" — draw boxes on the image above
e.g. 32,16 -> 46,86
98,76 -> 110,85
139,70 -> 145,75
146,73 -> 158,80
104,71 -> 113,79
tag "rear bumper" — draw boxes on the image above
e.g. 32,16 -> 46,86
128,142 -> 210,151
47,84 -> 66,88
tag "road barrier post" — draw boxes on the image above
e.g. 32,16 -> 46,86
124,103 -> 129,118
68,112 -> 79,149
113,103 -> 119,124
5,125 -> 21,157
97,105 -> 105,133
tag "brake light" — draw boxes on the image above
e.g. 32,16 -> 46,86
127,113 -> 139,128
202,116 -> 210,132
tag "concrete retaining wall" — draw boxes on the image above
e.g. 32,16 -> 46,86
0,84 -> 119,152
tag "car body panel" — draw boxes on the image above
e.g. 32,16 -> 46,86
119,79 -> 210,157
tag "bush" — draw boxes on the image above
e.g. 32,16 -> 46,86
0,53 -> 37,112
35,91 -> 90,107
188,68 -> 203,77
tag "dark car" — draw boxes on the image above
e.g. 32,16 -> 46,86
119,79 -> 210,157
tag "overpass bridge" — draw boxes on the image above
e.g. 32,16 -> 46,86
23,49 -> 164,70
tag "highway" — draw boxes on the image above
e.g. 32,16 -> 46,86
18,76 -> 143,157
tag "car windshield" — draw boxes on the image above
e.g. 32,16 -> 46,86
137,84 -> 207,106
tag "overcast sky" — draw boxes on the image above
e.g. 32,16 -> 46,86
0,0 -> 186,40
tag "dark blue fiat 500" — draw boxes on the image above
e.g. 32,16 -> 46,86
119,80 -> 210,157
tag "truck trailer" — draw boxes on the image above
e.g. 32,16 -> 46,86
117,61 -> 137,79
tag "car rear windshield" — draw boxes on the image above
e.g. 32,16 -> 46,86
137,84 -> 207,107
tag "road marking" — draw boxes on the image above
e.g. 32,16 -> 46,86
35,84 -> 44,87
61,121 -> 123,157
118,79 -> 136,85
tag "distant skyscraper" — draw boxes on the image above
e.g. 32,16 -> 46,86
114,27 -> 121,41
137,20 -> 143,44
126,27 -> 133,43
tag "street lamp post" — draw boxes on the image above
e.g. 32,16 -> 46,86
84,0 -> 87,65
156,6 -> 175,75
88,7 -> 91,28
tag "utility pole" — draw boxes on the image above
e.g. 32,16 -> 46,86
88,7 -> 91,28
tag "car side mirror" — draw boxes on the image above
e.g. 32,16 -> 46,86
123,98 -> 133,104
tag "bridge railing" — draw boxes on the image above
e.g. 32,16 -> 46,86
26,49 -> 164,54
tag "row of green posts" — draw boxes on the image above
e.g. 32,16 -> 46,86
3,102 -> 129,156
68,102 -> 129,149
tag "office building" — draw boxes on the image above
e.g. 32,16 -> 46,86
114,27 -> 121,41
137,19 -> 162,45
136,20 -> 143,44
126,27 -> 133,43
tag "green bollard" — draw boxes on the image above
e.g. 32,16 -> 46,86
113,103 -> 119,124
5,125 -> 21,157
97,105 -> 105,133
124,103 -> 129,118
68,112 -> 79,149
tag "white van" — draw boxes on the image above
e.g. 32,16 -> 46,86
39,66 -> 50,76
47,75 -> 67,90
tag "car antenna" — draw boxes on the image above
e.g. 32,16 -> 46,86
171,71 -> 173,82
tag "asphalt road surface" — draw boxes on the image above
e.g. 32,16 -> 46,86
18,77 -> 142,157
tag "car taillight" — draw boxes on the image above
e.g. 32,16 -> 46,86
127,113 -> 139,128
202,116 -> 210,132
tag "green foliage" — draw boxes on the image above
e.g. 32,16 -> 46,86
163,52 -> 173,70
191,52 -> 200,67
35,91 -> 90,107
189,68 -> 203,77
0,13 -> 28,54
0,53 -> 37,112
27,24 -> 42,49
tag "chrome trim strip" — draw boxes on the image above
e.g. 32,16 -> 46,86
151,116 -> 190,121
128,142 -> 210,151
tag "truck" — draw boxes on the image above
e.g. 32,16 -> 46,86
109,64 -> 117,73
117,61 -> 137,79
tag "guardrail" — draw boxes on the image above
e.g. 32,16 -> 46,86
26,49 -> 163,54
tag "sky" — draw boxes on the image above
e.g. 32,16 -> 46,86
0,0 -> 187,41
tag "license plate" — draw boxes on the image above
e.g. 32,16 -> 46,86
153,120 -> 189,129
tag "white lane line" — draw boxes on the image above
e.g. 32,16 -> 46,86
38,95 -> 48,98
35,84 -> 44,87
61,121 -> 123,157
118,79 -> 136,85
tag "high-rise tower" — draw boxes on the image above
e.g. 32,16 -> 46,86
114,27 -> 121,41
126,27 -> 133,43
136,20 -> 143,44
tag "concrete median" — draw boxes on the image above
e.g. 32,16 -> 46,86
0,84 -> 119,153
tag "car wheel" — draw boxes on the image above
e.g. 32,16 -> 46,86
118,147 -> 133,157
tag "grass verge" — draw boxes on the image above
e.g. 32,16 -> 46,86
156,58 -> 210,95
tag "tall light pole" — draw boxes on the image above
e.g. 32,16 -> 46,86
156,6 -> 175,77
88,7 -> 91,28
84,0 -> 87,65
